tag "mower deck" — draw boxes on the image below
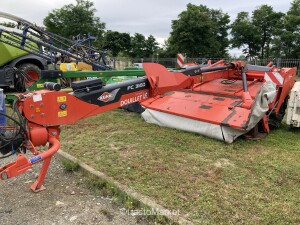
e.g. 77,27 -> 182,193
143,79 -> 263,130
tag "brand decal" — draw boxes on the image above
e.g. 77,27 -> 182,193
98,92 -> 114,102
120,91 -> 149,106
97,89 -> 120,103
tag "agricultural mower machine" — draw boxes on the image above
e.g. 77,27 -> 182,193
0,58 -> 297,191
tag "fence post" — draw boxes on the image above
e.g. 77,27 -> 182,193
113,58 -> 116,69
276,58 -> 281,67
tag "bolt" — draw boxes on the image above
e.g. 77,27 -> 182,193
40,103 -> 44,107
30,104 -> 34,109
31,115 -> 35,119
41,113 -> 45,117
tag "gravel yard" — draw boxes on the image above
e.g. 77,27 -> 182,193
0,154 -> 149,225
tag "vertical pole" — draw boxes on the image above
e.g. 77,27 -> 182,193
20,26 -> 29,48
30,156 -> 53,192
241,67 -> 248,92
276,58 -> 281,68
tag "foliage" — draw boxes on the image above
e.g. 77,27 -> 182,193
43,0 -> 158,58
128,33 -> 159,58
43,0 -> 105,47
103,30 -> 131,57
168,4 -> 230,58
41,0 -> 300,59
252,5 -> 284,58
145,35 -> 159,57
231,5 -> 284,59
231,12 -> 261,58
272,0 -> 300,58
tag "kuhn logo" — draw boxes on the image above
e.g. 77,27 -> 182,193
98,92 -> 113,102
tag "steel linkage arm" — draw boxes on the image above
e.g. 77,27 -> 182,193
0,126 -> 60,192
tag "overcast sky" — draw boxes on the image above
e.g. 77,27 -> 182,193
0,0 -> 293,55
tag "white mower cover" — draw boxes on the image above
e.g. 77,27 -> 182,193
142,82 -> 277,143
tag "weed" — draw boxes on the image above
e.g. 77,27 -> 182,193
61,158 -> 79,172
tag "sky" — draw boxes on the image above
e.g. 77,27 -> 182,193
0,0 -> 293,56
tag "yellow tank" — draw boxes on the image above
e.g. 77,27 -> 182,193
77,62 -> 93,71
59,63 -> 78,72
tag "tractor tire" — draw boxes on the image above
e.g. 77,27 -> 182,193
15,64 -> 41,92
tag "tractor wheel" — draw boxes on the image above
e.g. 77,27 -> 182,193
15,64 -> 41,92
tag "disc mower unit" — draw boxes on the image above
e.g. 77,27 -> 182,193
140,61 -> 296,143
0,61 -> 296,191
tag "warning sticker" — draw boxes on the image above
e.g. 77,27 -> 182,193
57,96 -> 67,102
58,111 -> 67,117
33,94 -> 42,102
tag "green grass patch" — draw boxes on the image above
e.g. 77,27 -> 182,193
61,158 -> 79,172
82,170 -> 173,224
60,109 -> 300,224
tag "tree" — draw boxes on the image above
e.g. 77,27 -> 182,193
145,35 -> 159,57
43,0 -> 105,47
231,12 -> 260,58
128,34 -> 159,58
252,5 -> 284,58
168,4 -> 230,58
231,5 -> 284,59
103,31 -> 131,57
272,0 -> 300,58
129,33 -> 146,58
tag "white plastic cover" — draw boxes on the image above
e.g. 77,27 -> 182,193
141,81 -> 276,143
286,81 -> 300,127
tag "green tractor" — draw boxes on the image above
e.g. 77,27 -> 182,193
0,26 -> 47,91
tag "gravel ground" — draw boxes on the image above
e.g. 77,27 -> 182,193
0,154 -> 150,225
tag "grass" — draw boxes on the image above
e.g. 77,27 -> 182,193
78,170 -> 172,224
61,158 -> 80,172
60,109 -> 300,224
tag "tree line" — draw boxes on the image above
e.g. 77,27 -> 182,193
2,0 -> 299,59
167,0 -> 300,59
43,0 -> 159,58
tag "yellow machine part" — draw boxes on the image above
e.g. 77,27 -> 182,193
59,63 -> 78,72
76,62 -> 93,71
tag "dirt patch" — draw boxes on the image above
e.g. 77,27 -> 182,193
214,158 -> 235,168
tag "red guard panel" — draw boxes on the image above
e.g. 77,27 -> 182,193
143,63 -> 193,95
